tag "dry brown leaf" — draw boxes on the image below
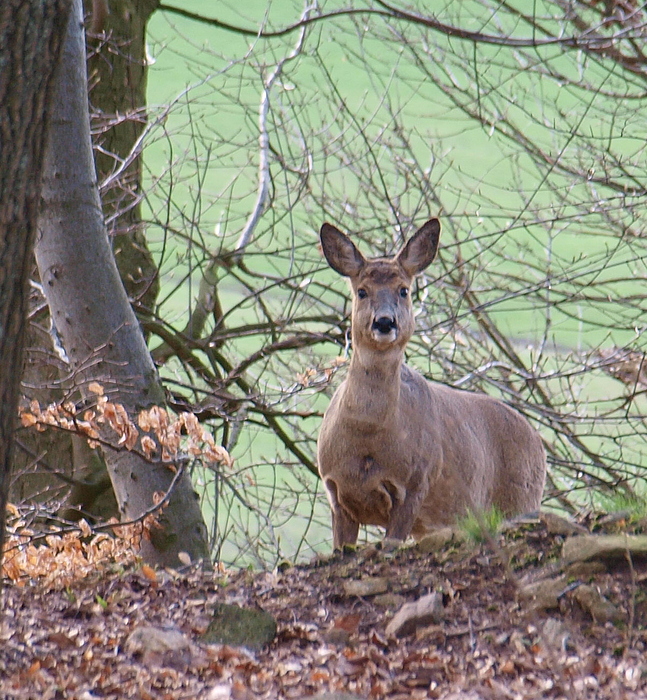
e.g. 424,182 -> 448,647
141,564 -> 158,583
141,435 -> 157,459
20,412 -> 37,427
333,613 -> 362,633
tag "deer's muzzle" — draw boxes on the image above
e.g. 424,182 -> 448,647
372,315 -> 397,336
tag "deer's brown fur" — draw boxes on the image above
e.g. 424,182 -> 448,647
317,219 -> 546,548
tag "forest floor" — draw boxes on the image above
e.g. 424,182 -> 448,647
2,511 -> 647,700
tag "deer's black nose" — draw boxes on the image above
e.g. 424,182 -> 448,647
373,316 -> 397,334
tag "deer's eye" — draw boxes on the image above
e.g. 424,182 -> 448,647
357,289 -> 368,299
399,287 -> 409,298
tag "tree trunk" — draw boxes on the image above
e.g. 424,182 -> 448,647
0,0 -> 72,571
35,0 -> 211,568
13,0 -> 163,521
85,0 -> 160,317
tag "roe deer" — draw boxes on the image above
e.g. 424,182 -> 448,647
317,219 -> 546,548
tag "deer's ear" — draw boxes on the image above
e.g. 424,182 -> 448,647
396,219 -> 440,276
320,223 -> 366,277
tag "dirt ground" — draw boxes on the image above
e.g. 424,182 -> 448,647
2,513 -> 647,699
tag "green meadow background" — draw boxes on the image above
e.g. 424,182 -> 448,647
135,1 -> 647,566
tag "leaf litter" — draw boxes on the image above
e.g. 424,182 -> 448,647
2,512 -> 647,699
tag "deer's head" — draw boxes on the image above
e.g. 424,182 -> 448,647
320,219 -> 441,352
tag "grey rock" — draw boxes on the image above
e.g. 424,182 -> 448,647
385,591 -> 444,637
343,576 -> 389,597
563,534 -> 647,563
540,512 -> 588,536
373,592 -> 406,609
416,527 -> 456,553
573,584 -> 621,623
125,624 -> 196,669
518,576 -> 568,611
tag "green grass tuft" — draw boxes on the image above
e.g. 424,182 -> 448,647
457,506 -> 506,543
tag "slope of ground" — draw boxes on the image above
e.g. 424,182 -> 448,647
2,513 -> 647,699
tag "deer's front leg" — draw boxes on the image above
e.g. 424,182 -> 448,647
324,477 -> 360,548
384,484 -> 422,541
332,507 -> 359,549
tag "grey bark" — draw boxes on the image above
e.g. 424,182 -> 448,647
14,0 -> 163,519
35,0 -> 210,568
0,0 -> 72,571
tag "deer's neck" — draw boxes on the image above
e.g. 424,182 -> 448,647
342,348 -> 403,428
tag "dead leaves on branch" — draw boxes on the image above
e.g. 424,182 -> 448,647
10,384 -> 231,588
19,381 -> 232,471
2,504 -> 140,589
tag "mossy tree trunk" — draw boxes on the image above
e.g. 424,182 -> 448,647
84,0 -> 160,316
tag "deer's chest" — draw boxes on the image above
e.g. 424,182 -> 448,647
318,406 -> 423,479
